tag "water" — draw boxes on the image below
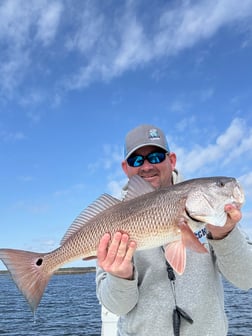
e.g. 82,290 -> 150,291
224,279 -> 252,336
0,272 -> 101,336
0,272 -> 251,335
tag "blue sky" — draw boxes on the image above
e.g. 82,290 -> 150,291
0,0 -> 252,270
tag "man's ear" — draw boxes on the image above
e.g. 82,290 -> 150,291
122,160 -> 128,175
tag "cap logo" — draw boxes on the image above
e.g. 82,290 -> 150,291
148,128 -> 160,140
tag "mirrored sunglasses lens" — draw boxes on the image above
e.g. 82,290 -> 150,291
127,155 -> 144,167
148,152 -> 166,164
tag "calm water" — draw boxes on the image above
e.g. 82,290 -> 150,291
0,272 -> 101,336
0,272 -> 251,335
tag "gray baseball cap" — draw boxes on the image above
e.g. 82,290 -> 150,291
124,124 -> 170,159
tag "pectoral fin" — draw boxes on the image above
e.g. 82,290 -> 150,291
164,240 -> 186,275
164,218 -> 208,275
178,219 -> 208,254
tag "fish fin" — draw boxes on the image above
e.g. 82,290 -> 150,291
164,218 -> 208,275
178,219 -> 208,254
0,249 -> 52,312
123,175 -> 156,201
82,256 -> 96,261
164,241 -> 186,275
61,194 -> 121,245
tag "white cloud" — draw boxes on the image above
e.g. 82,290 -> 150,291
107,179 -> 126,198
65,4 -> 105,53
0,0 -> 62,44
222,125 -> 252,166
44,0 -> 252,90
19,89 -> 46,107
63,0 -> 252,89
0,52 -> 30,96
1,0 -> 252,98
239,172 -> 252,198
0,130 -> 26,142
175,118 -> 252,175
175,116 -> 196,132
216,119 -> 244,148
155,0 -> 252,54
199,88 -> 215,102
113,16 -> 150,72
0,0 -> 62,99
36,1 -> 63,46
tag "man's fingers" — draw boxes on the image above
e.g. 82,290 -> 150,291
96,231 -> 137,279
97,233 -> 111,263
116,233 -> 130,259
98,232 -> 126,267
225,204 -> 242,222
123,240 -> 137,262
106,232 -> 123,261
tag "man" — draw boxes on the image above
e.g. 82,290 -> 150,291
96,124 -> 252,336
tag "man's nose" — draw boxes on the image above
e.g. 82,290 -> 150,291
140,159 -> 154,169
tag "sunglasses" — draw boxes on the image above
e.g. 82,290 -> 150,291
127,151 -> 168,167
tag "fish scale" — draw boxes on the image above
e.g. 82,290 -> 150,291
0,175 -> 245,313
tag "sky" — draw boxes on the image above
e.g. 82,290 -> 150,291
0,0 -> 252,270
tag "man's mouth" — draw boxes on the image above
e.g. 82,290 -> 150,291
142,175 -> 157,181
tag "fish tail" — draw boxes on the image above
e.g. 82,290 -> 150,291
0,248 -> 52,312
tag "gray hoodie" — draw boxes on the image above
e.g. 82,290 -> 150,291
96,172 -> 252,336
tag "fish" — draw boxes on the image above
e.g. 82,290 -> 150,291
0,175 -> 245,313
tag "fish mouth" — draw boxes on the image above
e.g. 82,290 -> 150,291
231,202 -> 243,210
185,209 -> 203,224
233,184 -> 245,205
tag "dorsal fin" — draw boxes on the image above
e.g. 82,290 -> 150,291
60,194 -> 121,245
123,175 -> 156,201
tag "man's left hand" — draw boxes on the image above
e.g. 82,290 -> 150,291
206,204 -> 242,240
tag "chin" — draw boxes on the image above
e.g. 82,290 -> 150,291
143,177 -> 160,188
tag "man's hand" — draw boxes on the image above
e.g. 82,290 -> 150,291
206,204 -> 242,240
97,232 -> 137,279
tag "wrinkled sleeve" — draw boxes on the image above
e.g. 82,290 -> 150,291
208,226 -> 252,290
96,264 -> 139,316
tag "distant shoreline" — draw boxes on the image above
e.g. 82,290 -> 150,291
0,266 -> 96,275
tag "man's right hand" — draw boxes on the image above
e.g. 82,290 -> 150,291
97,232 -> 137,280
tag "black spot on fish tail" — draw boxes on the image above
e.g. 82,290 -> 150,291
36,258 -> 43,266
0,249 -> 52,312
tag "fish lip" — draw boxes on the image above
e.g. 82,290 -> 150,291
185,209 -> 203,223
233,185 -> 245,205
232,202 -> 242,210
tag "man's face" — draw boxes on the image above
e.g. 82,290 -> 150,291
122,145 -> 177,189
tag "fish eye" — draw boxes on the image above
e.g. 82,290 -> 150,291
217,180 -> 225,187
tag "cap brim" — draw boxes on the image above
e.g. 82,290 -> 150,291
125,143 -> 168,159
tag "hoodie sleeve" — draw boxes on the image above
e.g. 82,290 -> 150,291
96,264 -> 139,315
208,226 -> 252,290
